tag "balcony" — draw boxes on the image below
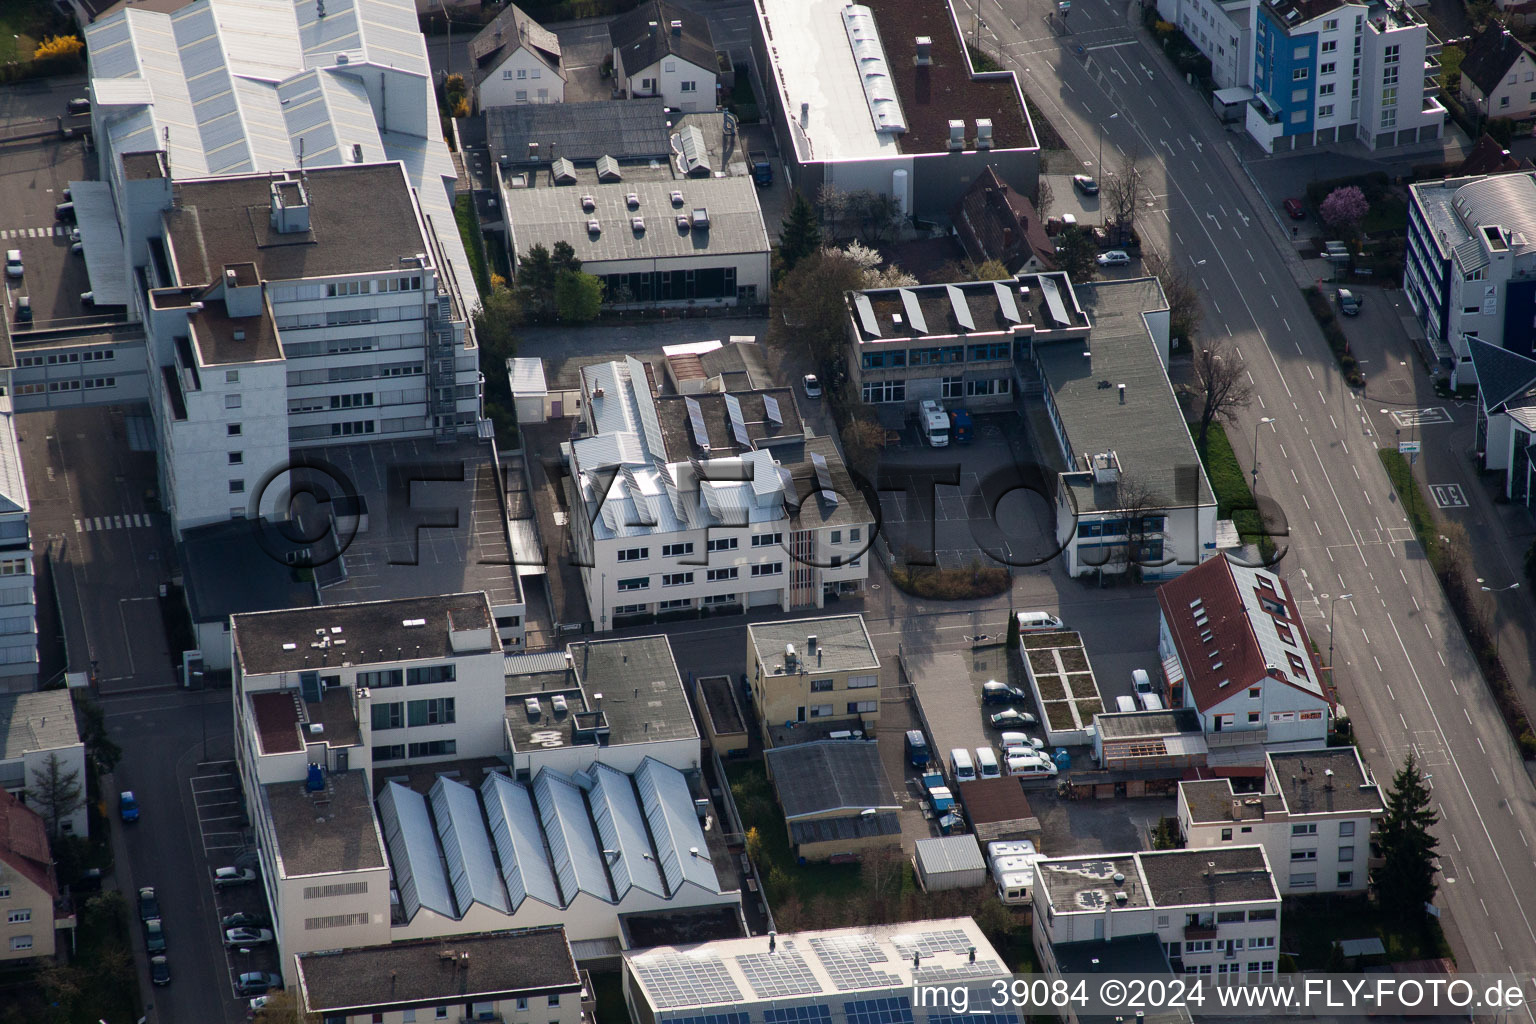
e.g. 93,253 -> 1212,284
1185,924 -> 1219,940
458,1016 -> 505,1024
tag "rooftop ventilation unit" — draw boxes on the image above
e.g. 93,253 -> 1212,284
691,208 -> 710,229
631,216 -> 645,232
676,214 -> 690,230
581,194 -> 595,212
915,36 -> 932,64
670,190 -> 684,206
626,193 -> 640,209
587,219 -> 601,234
948,119 -> 966,151
670,19 -> 682,34
976,119 -> 993,149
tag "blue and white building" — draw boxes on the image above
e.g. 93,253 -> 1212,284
1243,0 -> 1444,152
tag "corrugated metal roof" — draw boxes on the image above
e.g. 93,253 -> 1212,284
430,776 -> 509,914
377,782 -> 456,920
509,357 -> 548,396
505,649 -> 571,676
914,835 -> 985,875
635,758 -> 720,894
481,771 -> 562,910
72,181 -> 129,307
533,768 -> 614,904
590,763 -> 667,898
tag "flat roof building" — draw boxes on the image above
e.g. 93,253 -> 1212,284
762,739 -> 900,860
747,0 -> 1038,219
747,616 -> 881,746
0,692 -> 86,837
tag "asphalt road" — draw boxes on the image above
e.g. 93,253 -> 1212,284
953,0 -> 1536,988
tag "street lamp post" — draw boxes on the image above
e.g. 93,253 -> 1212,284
1252,416 -> 1276,484
1478,579 -> 1521,657
1097,113 -> 1118,226
1328,592 -> 1353,681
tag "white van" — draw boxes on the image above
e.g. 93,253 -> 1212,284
1016,610 -> 1065,633
1115,695 -> 1137,713
999,731 -> 1042,754
949,747 -> 976,783
998,870 -> 1035,905
1132,669 -> 1153,694
974,746 -> 1001,779
920,399 -> 950,447
1006,752 -> 1059,778
1138,692 -> 1164,712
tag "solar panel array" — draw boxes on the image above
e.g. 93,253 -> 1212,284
735,945 -> 822,999
946,285 -> 975,332
912,960 -> 1005,985
889,929 -> 973,959
854,294 -> 881,337
763,1006 -> 833,1024
993,281 -> 1022,323
430,776 -> 509,914
811,452 -> 838,506
763,394 -> 783,426
843,996 -> 914,1024
898,289 -> 928,334
628,355 -> 667,462
808,935 -> 898,991
685,397 -> 710,449
631,954 -> 743,1009
481,771 -> 562,909
723,393 -> 750,447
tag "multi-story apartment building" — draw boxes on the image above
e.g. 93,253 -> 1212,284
1155,555 -> 1333,743
0,392 -> 35,692
0,691 -> 87,838
565,357 -> 872,626
1034,847 -> 1281,980
0,789 -> 65,962
746,615 -> 881,742
1154,0 -> 1256,90
1244,0 -> 1444,153
1179,747 -> 1383,893
1406,171 -> 1536,384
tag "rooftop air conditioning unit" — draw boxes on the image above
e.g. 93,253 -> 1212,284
677,214 -> 690,230
632,216 -> 645,231
626,193 -> 640,209
976,119 -> 993,149
670,190 -> 684,205
587,219 -> 601,234
691,208 -> 710,228
915,35 -> 933,65
581,195 -> 595,211
948,119 -> 965,151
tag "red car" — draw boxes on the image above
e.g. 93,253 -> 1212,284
1283,197 -> 1306,219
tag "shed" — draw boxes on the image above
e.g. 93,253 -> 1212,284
913,835 -> 986,891
508,357 -> 550,423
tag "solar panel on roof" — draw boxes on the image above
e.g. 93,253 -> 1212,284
898,288 -> 928,334
631,954 -> 743,1008
1038,275 -> 1071,327
735,945 -> 822,999
808,935 -> 897,991
685,397 -> 710,449
854,294 -> 881,337
946,285 -> 975,331
811,452 -> 838,506
724,393 -> 750,447
993,280 -> 1022,323
889,930 -> 974,958
763,394 -> 783,426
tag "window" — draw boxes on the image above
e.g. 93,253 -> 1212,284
515,91 -> 528,102
1249,935 -> 1276,949
663,572 -> 694,587
1320,62 -> 1335,75
663,542 -> 694,557
371,702 -> 403,730
1321,39 -> 1336,52
229,451 -> 243,465
226,394 -> 242,409
1323,17 -> 1338,28
830,530 -> 842,544
517,68 -> 527,79
1289,110 -> 1307,124
809,704 -> 834,718
752,533 -> 783,548
225,370 -> 240,383
1248,712 -> 1261,724
659,598 -> 691,611
1221,828 -> 1232,841
9,936 -> 31,951
617,576 -> 650,592
617,547 -> 649,561
1248,686 -> 1262,698
1382,64 -> 1398,86
229,479 -> 245,494
517,999 -> 529,1011
1383,43 -> 1399,64
847,675 -> 878,689
847,700 -> 877,714
966,378 -> 1011,397
372,743 -> 406,763
0,886 -> 9,898
850,528 -> 861,542
1248,908 -> 1276,921
941,376 -> 963,398
681,81 -> 697,92
1291,849 -> 1317,862
1339,846 -> 1355,862
1185,940 -> 1212,954
707,537 -> 738,553
437,1008 -> 449,1020
1339,821 -> 1355,837
6,909 -> 30,923
0,561 -> 25,576
811,679 -> 834,692
408,739 -> 457,758
503,69 -> 514,79
406,665 -> 455,685
751,562 -> 783,577
703,592 -> 736,605
359,669 -> 403,688
228,423 -> 242,436
407,697 -> 455,726
1319,82 -> 1335,96
612,604 -> 646,615
1289,872 -> 1317,887
861,379 -> 905,403
707,567 -> 738,582
1337,871 -> 1354,887
1501,95 -> 1511,108
1292,67 -> 1308,80
1292,823 -> 1317,836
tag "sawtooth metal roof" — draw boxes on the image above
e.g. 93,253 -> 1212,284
377,781 -> 455,921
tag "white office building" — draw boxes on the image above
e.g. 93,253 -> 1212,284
0,395 -> 33,692
1178,747 -> 1383,894
565,357 -> 872,627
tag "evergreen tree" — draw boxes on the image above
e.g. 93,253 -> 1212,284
28,753 -> 83,840
554,270 -> 604,322
778,191 -> 822,274
1373,751 -> 1440,921
516,244 -> 557,319
551,240 -> 582,276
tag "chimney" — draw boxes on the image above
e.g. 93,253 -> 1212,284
1002,226 -> 1015,248
976,118 -> 993,149
1117,383 -> 1126,404
915,36 -> 932,65
769,931 -> 777,953
648,19 -> 658,34
670,19 -> 682,35
948,119 -> 965,151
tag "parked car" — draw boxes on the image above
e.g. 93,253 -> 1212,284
221,911 -> 270,930
66,97 -> 91,115
4,250 -> 21,278
79,291 -> 95,306
803,373 -> 822,398
1096,250 -> 1131,266
1282,197 -> 1306,219
54,202 -> 75,223
119,790 -> 139,822
137,886 -> 159,922
1016,611 -> 1065,632
1337,288 -> 1361,316
213,866 -> 257,889
1132,668 -> 1153,694
73,868 -> 103,893
1072,174 -> 1100,195
999,731 -> 1045,753
235,972 -> 283,997
14,296 -> 31,323
144,917 -> 167,953
1006,752 -> 1059,777
150,955 -> 171,987
981,680 -> 1030,704
224,927 -> 275,947
989,708 -> 1038,728
249,995 -> 271,1015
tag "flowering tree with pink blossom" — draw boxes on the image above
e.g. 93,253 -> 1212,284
1320,185 -> 1370,237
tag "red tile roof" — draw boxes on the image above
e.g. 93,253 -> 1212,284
251,691 -> 304,754
951,165 -> 1056,274
0,788 -> 57,901
1155,558 -> 1326,712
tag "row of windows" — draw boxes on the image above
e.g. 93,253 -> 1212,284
807,701 -> 879,717
370,697 -> 456,730
355,665 -> 455,688
861,343 -> 1012,370
373,739 -> 458,761
288,392 -> 377,413
1291,871 -> 1353,887
285,361 -> 425,387
17,349 -> 114,367
320,276 -> 422,298
810,676 -> 878,692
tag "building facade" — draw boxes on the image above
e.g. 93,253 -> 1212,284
1154,0 -> 1255,90
0,398 -> 34,692
0,692 -> 86,838
1178,747 -> 1383,894
609,1 -> 718,112
1458,24 -> 1536,124
470,2 -> 566,109
747,616 -> 881,741
1245,0 -> 1443,154
0,789 -> 64,962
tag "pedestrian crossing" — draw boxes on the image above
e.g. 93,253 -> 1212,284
0,226 -> 71,240
75,513 -> 154,533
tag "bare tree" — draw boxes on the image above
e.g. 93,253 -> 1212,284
817,184 -> 850,244
1111,476 -> 1167,583
767,248 -> 866,378
1193,338 -> 1254,452
1102,150 -> 1146,246
1034,175 -> 1054,220
1142,249 -> 1203,344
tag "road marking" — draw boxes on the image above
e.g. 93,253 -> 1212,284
1426,622 -> 1433,639
1478,737 -> 1486,754
1450,678 -> 1459,695
1279,443 -> 1287,458
1270,294 -> 1278,307
1302,494 -> 1311,509
1382,671 -> 1389,688
1314,520 -> 1321,535
1412,595 -> 1420,611
1352,465 -> 1360,479
1438,651 -> 1446,665
1257,394 -> 1265,409
1291,469 -> 1298,483
1362,628 -> 1370,644
1431,483 -> 1467,508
